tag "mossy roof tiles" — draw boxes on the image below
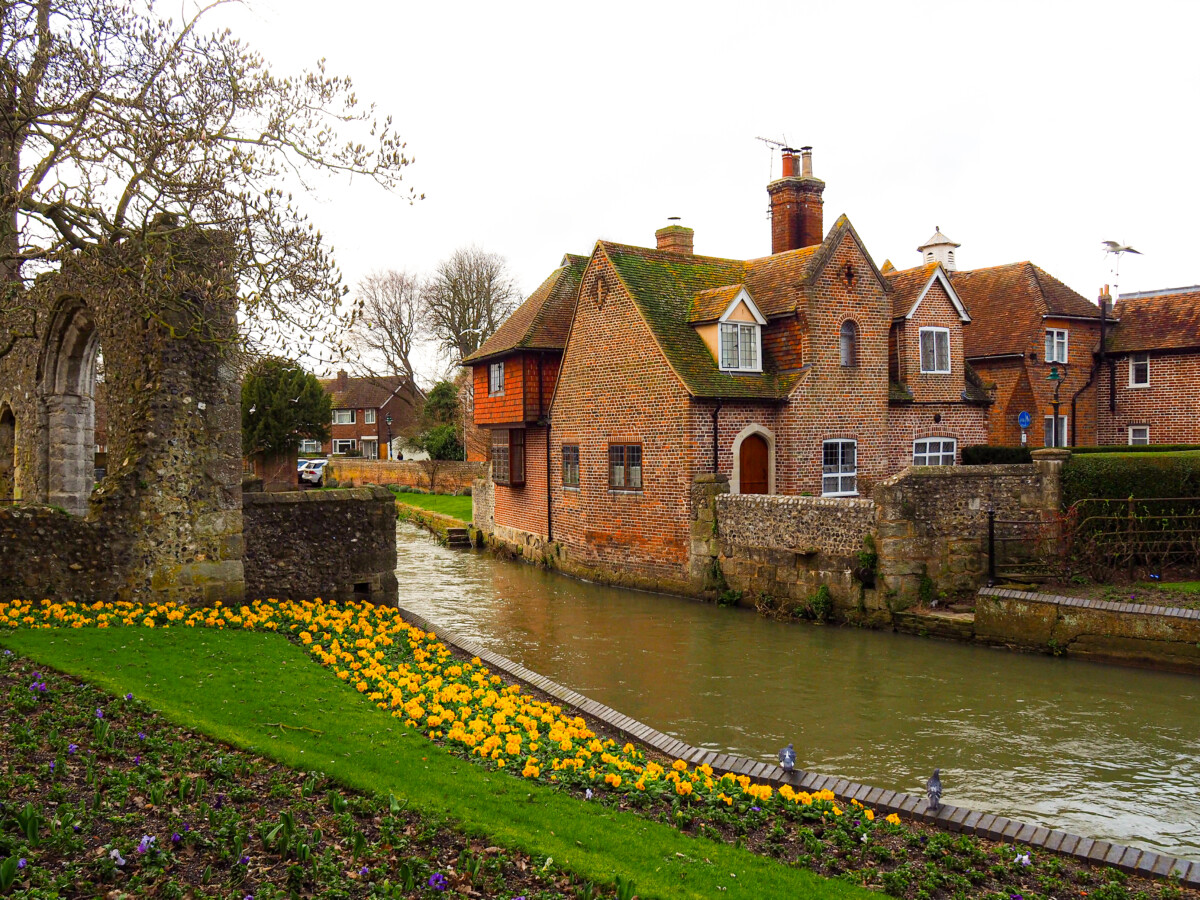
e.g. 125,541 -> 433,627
688,284 -> 746,323
1109,288 -> 1200,353
464,254 -> 589,364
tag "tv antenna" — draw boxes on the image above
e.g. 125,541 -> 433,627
755,135 -> 790,181
1101,240 -> 1142,297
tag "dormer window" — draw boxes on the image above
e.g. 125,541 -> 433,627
720,322 -> 761,372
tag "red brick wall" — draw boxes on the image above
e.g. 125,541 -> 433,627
473,353 -> 527,426
493,425 -> 550,537
886,404 -> 989,471
1096,351 -> 1200,444
327,413 -> 384,456
898,279 -> 967,403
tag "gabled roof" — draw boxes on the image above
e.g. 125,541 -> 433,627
689,284 -> 747,323
948,261 -> 1099,359
319,374 -> 422,412
463,254 -> 589,364
887,263 -> 970,322
1109,287 -> 1200,353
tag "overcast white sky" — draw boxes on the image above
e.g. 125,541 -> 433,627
211,0 -> 1200,378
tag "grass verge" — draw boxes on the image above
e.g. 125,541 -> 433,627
1,626 -> 869,900
393,491 -> 473,523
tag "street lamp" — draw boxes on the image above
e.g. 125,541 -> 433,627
1047,364 -> 1065,448
385,414 -> 393,461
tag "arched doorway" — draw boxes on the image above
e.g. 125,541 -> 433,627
739,434 -> 769,494
0,405 -> 15,502
38,302 -> 100,516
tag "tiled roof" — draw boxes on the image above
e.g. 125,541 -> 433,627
949,261 -> 1098,359
887,262 -> 941,319
602,243 -> 799,400
1109,288 -> 1200,353
319,374 -> 421,412
741,245 -> 821,317
464,254 -> 589,363
688,284 -> 746,324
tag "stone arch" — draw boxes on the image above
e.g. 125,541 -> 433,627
0,403 -> 15,502
37,300 -> 101,516
731,423 -> 776,495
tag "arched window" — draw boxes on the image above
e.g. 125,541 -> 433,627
0,405 -> 15,502
839,320 -> 858,367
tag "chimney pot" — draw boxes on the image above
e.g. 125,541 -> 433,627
781,148 -> 797,178
800,146 -> 813,178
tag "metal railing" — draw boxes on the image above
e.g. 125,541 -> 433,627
986,508 -> 1062,586
1065,497 -> 1200,579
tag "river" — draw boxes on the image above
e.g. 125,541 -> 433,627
394,522 -> 1200,859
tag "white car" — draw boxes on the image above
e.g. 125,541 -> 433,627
298,459 -> 329,486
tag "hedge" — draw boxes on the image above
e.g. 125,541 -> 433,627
1068,444 -> 1200,455
961,445 -> 1033,465
1061,451 -> 1200,508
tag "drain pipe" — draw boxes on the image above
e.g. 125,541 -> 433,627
711,400 -> 722,473
545,421 -> 552,542
1069,287 -> 1108,446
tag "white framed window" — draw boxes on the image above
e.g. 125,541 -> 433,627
839,320 -> 858,367
1045,328 -> 1069,364
1129,353 -> 1150,387
718,322 -> 761,372
298,439 -> 323,454
332,439 -> 356,454
332,409 -> 355,425
919,327 -> 951,373
913,438 -> 956,466
822,439 -> 857,496
489,362 -> 505,396
1043,415 -> 1068,447
365,409 -> 376,425
1128,425 -> 1150,446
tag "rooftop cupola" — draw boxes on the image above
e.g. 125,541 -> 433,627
917,227 -> 961,271
767,146 -> 825,254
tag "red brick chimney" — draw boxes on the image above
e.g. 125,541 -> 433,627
767,146 -> 825,253
335,369 -> 348,391
655,218 -> 694,254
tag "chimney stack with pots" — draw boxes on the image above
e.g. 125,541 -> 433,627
656,217 -> 694,255
767,146 -> 825,253
335,369 -> 348,391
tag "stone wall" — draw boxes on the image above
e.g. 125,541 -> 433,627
242,487 -> 398,605
0,506 -> 127,602
329,459 -> 485,494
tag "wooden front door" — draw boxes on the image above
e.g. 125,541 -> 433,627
739,433 -> 769,494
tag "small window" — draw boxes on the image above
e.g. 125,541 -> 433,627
489,362 -> 505,396
332,439 -> 356,454
492,428 -> 525,486
298,439 -> 323,454
1045,328 -> 1069,364
1128,425 -> 1150,446
839,320 -> 858,367
332,409 -> 355,425
1129,353 -> 1149,387
919,327 -> 951,373
365,409 -> 376,425
913,438 -> 956,466
822,439 -> 857,496
562,444 -> 580,487
1043,415 -> 1069,448
719,322 -> 761,372
608,443 -> 642,491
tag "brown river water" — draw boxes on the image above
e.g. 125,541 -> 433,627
394,523 -> 1200,859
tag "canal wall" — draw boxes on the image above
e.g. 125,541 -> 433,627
243,486 -> 398,604
396,603 -> 1200,885
975,586 -> 1200,673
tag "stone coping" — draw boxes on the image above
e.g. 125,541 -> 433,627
978,586 -> 1200,622
396,604 -> 1200,884
242,486 -> 394,505
716,493 -> 876,510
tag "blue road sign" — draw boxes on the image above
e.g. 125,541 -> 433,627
1018,411 -> 1032,430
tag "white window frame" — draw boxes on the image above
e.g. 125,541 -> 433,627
364,409 -> 376,425
1045,328 -> 1069,364
332,408 -> 355,425
1128,425 -> 1150,446
918,327 -> 951,374
332,439 -> 356,454
839,320 -> 858,367
821,439 -> 857,496
1129,353 -> 1150,388
913,437 -> 956,466
361,437 -> 378,459
1043,415 -> 1069,448
718,322 -> 762,373
298,439 -> 323,454
489,362 -> 505,396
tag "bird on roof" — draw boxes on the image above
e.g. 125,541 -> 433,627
926,768 -> 943,812
778,743 -> 796,774
1102,240 -> 1141,255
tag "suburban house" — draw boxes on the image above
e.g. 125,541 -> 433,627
314,370 -> 423,459
469,148 -> 989,586
1096,286 -> 1200,445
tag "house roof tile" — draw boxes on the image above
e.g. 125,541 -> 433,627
1109,288 -> 1200,353
319,374 -> 422,413
688,284 -> 746,323
887,262 -> 941,319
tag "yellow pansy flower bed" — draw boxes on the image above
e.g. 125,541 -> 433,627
0,597 -> 899,828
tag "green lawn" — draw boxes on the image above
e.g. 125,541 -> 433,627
1,627 -> 870,900
1141,581 -> 1200,593
394,490 -> 473,523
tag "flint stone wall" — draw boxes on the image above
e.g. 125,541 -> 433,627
243,487 -> 398,605
0,506 -> 127,602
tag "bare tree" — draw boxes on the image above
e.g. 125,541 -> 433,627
0,0 -> 419,361
422,246 -> 518,364
347,269 -> 423,383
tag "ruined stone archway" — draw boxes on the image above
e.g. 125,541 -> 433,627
0,404 -> 15,502
37,301 -> 101,516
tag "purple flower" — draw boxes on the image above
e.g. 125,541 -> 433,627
137,835 -> 155,854
171,832 -> 181,844
133,755 -> 141,764
125,693 -> 133,700
32,671 -> 39,678
16,858 -> 26,869
109,848 -> 126,866
428,872 -> 448,891
138,732 -> 146,740
751,806 -> 762,812
584,788 -> 593,800
73,825 -> 80,833
360,865 -> 369,876
215,793 -> 225,809
183,823 -> 190,832
95,708 -> 103,719
244,895 -> 254,900
49,760 -> 55,772
68,743 -> 77,754
239,855 -> 250,865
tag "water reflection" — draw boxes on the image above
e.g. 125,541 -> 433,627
396,523 -> 1200,858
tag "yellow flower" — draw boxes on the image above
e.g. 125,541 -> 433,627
675,781 -> 692,796
886,813 -> 902,825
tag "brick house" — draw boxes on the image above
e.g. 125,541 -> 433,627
315,371 -> 423,460
1096,286 -> 1200,445
470,148 -> 988,586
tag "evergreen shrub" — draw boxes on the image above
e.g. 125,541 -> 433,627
961,445 -> 1032,465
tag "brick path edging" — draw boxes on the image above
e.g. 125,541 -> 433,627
396,604 -> 1200,885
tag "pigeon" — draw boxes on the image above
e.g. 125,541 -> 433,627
778,743 -> 796,774
926,768 -> 942,812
